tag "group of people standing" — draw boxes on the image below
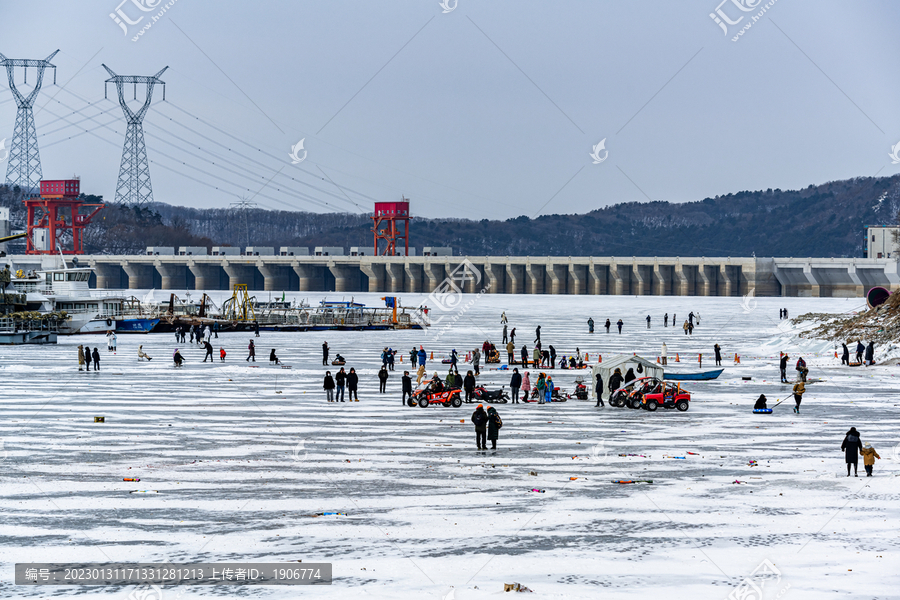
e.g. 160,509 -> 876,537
840,340 -> 876,366
323,367 -> 360,402
77,345 -> 101,371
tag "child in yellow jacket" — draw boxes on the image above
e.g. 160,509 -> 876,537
860,443 -> 881,477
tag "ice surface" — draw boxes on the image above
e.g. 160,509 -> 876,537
0,292 -> 898,599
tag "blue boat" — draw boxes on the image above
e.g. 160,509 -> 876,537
663,369 -> 724,381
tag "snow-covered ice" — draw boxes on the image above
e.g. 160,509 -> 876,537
0,293 -> 898,599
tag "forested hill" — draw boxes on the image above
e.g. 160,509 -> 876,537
3,175 -> 899,256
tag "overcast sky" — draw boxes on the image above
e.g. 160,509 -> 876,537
1,1 -> 898,220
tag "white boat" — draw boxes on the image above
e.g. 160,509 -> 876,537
9,266 -> 132,335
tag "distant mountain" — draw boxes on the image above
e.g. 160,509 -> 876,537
4,175 -> 899,256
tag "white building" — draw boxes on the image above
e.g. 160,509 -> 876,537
866,226 -> 899,259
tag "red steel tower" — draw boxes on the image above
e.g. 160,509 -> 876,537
372,197 -> 411,256
24,179 -> 104,254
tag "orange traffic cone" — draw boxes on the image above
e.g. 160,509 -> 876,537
834,351 -> 838,359
656,356 -> 660,364
735,354 -> 741,364
430,352 -> 434,360
400,354 -> 403,362
585,353 -> 589,362
598,355 -> 602,363
675,354 -> 680,362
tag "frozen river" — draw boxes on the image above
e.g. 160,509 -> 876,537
0,293 -> 898,599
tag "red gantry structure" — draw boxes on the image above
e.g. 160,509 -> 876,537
372,197 -> 411,256
24,179 -> 104,255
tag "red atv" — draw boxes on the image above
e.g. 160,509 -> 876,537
641,381 -> 691,412
410,380 -> 463,408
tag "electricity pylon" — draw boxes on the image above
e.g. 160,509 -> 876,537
103,64 -> 167,207
0,50 -> 58,190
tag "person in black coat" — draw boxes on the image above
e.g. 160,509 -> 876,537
865,341 -> 875,366
595,372 -> 604,407
841,343 -> 850,366
378,366 -> 389,393
269,349 -> 280,365
520,345 -> 528,368
335,367 -> 346,402
841,427 -> 863,477
754,394 -> 767,410
779,353 -> 789,383
322,342 -> 329,366
463,370 -> 476,403
486,406 -> 502,450
714,344 -> 722,367
605,318 -> 611,333
347,367 -> 359,401
855,341 -> 865,364
471,404 -> 488,450
509,368 -> 522,404
624,368 -> 636,383
401,371 -> 412,405
548,345 -> 556,369
92,347 -> 100,371
203,340 -> 214,362
323,371 -> 335,402
608,368 -> 623,394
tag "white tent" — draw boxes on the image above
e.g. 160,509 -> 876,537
591,354 -> 665,401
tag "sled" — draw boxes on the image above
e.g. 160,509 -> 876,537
752,408 -> 773,414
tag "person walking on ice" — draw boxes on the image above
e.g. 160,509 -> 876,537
792,380 -> 805,413
861,442 -> 880,476
617,319 -> 623,334
203,340 -> 214,362
78,345 -> 85,371
402,371 -> 412,405
588,317 -> 594,333
487,406 -> 502,450
472,404 -> 488,450
324,371 -> 335,402
841,427 -> 862,476
661,343 -> 668,366
714,344 -> 722,367
219,347 -> 226,361
247,340 -> 256,362
646,315 -> 651,329
605,318 -> 611,333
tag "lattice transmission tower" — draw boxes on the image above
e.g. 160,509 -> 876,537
103,64 -> 167,207
0,50 -> 58,190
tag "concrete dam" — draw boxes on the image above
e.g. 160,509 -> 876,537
9,255 -> 899,297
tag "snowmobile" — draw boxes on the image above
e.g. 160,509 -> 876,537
471,385 -> 509,404
569,377 -> 589,400
409,379 -> 463,408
